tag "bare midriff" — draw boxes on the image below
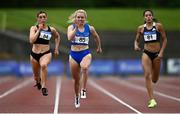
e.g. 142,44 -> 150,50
71,45 -> 89,51
32,44 -> 50,53
144,42 -> 160,52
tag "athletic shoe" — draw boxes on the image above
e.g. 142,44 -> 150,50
148,99 -> 157,108
34,82 -> 42,90
75,95 -> 80,108
81,89 -> 86,99
42,88 -> 48,96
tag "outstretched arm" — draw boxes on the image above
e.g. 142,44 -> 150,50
157,23 -> 167,58
134,25 -> 143,51
51,27 -> 60,56
90,26 -> 102,53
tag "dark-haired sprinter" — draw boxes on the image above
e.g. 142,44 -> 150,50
29,11 -> 60,96
134,9 -> 167,108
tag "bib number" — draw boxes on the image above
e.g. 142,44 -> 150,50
144,32 -> 157,42
74,36 -> 89,44
39,31 -> 52,40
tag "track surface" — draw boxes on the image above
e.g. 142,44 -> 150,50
0,75 -> 180,113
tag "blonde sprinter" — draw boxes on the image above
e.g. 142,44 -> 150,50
67,9 -> 102,108
29,11 -> 60,96
134,9 -> 167,108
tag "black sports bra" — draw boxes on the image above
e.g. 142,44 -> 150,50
143,22 -> 160,43
34,25 -> 52,44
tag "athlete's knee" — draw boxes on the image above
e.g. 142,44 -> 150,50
152,76 -> 159,83
34,75 -> 39,80
152,71 -> 159,83
144,72 -> 151,80
82,67 -> 89,74
33,72 -> 39,77
152,79 -> 158,83
73,76 -> 80,84
41,63 -> 48,70
72,72 -> 80,80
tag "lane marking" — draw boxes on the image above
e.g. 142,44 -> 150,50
0,78 -> 33,99
89,79 -> 142,114
110,78 -> 180,102
54,76 -> 61,114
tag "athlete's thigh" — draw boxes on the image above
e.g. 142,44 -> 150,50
69,55 -> 80,78
30,55 -> 40,74
69,55 -> 80,69
39,53 -> 52,66
142,53 -> 152,73
80,54 -> 92,68
152,57 -> 161,76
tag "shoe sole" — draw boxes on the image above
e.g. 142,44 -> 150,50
75,104 -> 80,108
42,88 -> 48,96
148,104 -> 157,108
81,96 -> 86,99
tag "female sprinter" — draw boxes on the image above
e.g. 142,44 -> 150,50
67,9 -> 102,108
134,9 -> 167,108
29,11 -> 60,96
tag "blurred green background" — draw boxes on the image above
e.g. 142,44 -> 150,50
0,0 -> 180,31
0,8 -> 180,31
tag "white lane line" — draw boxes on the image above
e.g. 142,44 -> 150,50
110,78 -> 180,102
54,76 -> 61,114
89,79 -> 142,114
0,78 -> 33,99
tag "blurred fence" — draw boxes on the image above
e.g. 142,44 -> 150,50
0,30 -> 180,59
0,31 -> 30,60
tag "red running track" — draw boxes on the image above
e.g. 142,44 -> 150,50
0,75 -> 180,113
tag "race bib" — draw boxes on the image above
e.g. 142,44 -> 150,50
73,36 -> 89,44
144,31 -> 157,42
39,31 -> 52,40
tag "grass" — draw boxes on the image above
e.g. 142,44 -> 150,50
0,8 -> 180,31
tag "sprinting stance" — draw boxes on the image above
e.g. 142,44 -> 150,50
29,11 -> 60,96
67,9 -> 102,108
134,9 -> 167,108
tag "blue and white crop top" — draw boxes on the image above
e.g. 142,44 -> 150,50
71,23 -> 91,45
34,25 -> 52,45
143,22 -> 160,43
